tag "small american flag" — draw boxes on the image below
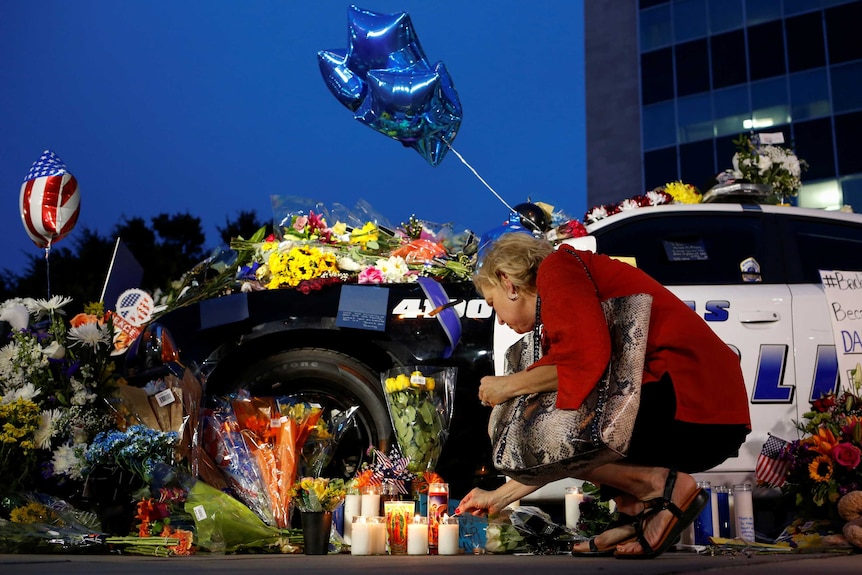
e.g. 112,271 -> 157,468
755,434 -> 790,487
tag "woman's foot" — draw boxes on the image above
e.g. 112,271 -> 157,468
571,520 -> 636,555
615,469 -> 702,558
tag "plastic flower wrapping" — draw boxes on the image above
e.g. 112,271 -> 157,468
200,393 -> 325,528
381,366 -> 455,474
781,364 -> 862,522
0,492 -> 105,553
0,297 -> 121,493
485,507 -> 578,555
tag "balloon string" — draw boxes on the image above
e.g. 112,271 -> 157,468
444,140 -> 515,214
44,245 -> 51,298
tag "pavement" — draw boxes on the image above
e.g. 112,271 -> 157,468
2,549 -> 860,575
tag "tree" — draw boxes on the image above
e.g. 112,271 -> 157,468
217,210 -> 271,246
3,211 -> 256,312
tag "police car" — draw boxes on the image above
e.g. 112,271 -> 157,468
145,200 -> 862,503
512,201 -> 862,502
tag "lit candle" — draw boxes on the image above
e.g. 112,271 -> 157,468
407,515 -> 429,555
343,493 -> 361,545
350,516 -> 372,556
565,486 -> 584,530
438,515 -> 460,555
361,484 -> 382,517
370,517 -> 387,555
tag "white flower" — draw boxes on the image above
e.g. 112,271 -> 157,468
34,408 -> 62,449
68,322 -> 110,350
337,256 -> 362,272
376,256 -> 415,283
29,295 -> 73,319
41,340 -> 66,360
617,198 -> 640,211
0,304 -> 30,331
2,382 -> 40,405
52,443 -> 86,480
756,153 -> 773,175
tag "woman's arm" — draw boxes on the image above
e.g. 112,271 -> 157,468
478,364 -> 557,406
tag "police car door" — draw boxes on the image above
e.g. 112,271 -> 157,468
590,206 -> 795,478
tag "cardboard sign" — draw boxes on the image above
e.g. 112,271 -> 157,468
819,269 -> 862,388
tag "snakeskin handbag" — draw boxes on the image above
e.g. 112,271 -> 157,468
488,251 -> 652,485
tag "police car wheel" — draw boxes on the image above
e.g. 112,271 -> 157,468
229,347 -> 391,480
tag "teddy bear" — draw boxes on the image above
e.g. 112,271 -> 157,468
837,490 -> 862,549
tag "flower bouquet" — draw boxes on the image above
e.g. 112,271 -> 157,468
289,476 -> 347,513
227,394 -> 324,528
730,133 -> 808,203
782,364 -> 862,522
0,296 -> 121,495
381,366 -> 456,474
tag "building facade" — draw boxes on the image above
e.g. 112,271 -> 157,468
586,0 -> 862,211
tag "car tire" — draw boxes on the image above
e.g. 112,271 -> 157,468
229,347 -> 392,480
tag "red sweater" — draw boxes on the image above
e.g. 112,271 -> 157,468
528,246 -> 750,427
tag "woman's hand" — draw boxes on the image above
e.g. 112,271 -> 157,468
478,375 -> 512,407
456,481 -> 541,517
478,366 -> 559,407
456,488 -> 507,517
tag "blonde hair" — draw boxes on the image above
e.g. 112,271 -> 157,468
473,233 -> 554,297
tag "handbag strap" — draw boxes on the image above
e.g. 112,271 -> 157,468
563,247 -> 600,299
533,248 -> 598,358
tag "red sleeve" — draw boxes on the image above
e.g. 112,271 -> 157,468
528,249 -> 611,409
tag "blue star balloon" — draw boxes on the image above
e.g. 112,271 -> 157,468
318,5 -> 462,167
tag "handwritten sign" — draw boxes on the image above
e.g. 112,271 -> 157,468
820,269 -> 862,388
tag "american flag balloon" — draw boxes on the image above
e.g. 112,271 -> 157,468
19,150 -> 81,249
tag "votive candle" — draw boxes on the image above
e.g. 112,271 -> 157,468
407,515 -> 429,555
350,516 -> 372,556
437,515 -> 460,555
343,493 -> 361,545
370,516 -> 387,555
361,484 -> 382,517
564,485 -> 584,530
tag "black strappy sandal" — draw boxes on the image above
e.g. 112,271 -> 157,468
571,513 -> 638,557
614,470 -> 708,560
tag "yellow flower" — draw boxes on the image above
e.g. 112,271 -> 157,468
350,222 -> 379,248
664,181 -> 701,204
808,454 -> 833,483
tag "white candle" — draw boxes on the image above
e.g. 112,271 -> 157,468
564,487 -> 584,530
437,517 -> 459,556
350,517 -> 371,555
407,516 -> 429,555
361,493 -> 381,517
370,519 -> 387,555
343,494 -> 361,545
733,484 -> 755,542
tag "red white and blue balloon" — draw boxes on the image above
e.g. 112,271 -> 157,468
318,5 -> 462,167
19,150 -> 81,249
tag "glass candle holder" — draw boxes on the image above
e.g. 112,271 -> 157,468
564,485 -> 583,530
360,484 -> 383,517
438,515 -> 460,555
407,515 -> 429,555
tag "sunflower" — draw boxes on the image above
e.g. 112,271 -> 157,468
808,454 -> 834,483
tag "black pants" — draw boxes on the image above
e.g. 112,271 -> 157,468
622,373 -> 750,474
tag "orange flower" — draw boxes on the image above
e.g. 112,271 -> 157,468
804,426 -> 839,455
70,312 -> 99,327
412,471 -> 444,495
354,469 -> 374,491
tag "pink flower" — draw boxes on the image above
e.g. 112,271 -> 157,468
832,442 -> 861,469
358,266 -> 384,284
292,215 -> 309,232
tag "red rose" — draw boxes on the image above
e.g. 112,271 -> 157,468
832,442 -> 862,469
812,394 -> 836,413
